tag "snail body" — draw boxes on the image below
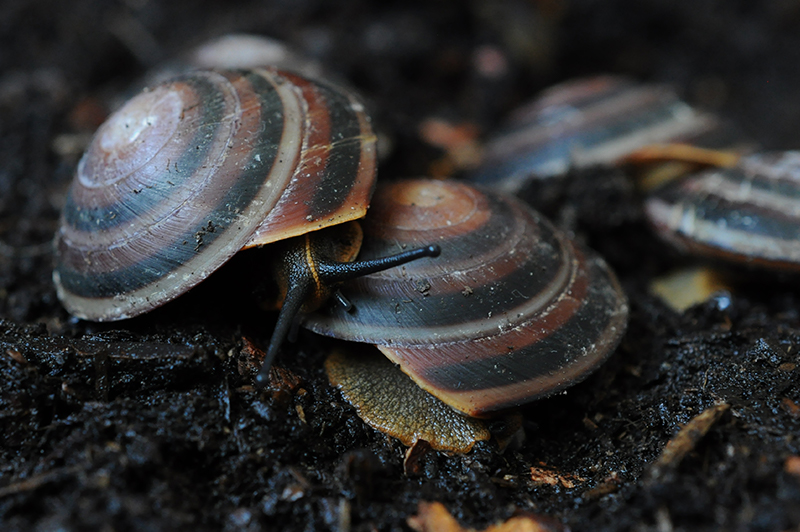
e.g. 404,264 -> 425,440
645,150 -> 800,270
469,76 -> 736,194
307,179 -> 629,417
54,68 -> 438,374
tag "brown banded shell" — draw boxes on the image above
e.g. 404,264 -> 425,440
53,68 -> 378,321
469,75 -> 738,194
645,150 -> 800,270
305,179 -> 629,417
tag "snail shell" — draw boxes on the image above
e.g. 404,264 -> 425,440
188,34 -> 325,78
139,34 -> 328,101
469,75 -> 733,194
645,150 -> 800,270
54,68 -> 377,320
305,179 -> 629,417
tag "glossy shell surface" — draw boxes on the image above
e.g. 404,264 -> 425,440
645,150 -> 800,270
305,179 -> 629,416
54,68 -> 377,320
469,75 -> 725,194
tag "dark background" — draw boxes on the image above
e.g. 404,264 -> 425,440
2,1 -> 800,530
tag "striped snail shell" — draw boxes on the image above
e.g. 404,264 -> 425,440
645,150 -> 800,270
305,179 -> 629,417
468,75 -> 736,194
53,68 -> 440,379
54,68 -> 378,321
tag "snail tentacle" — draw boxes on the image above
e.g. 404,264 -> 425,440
257,230 -> 440,385
314,244 -> 441,284
256,271 -> 313,386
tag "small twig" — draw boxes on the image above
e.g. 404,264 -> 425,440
0,466 -> 82,498
649,402 -> 730,480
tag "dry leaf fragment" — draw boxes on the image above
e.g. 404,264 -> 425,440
784,456 -> 800,477
238,337 -> 301,403
649,266 -> 730,312
529,463 -> 585,489
418,118 -> 484,175
404,439 -> 433,477
407,501 -> 565,532
5,348 -> 27,365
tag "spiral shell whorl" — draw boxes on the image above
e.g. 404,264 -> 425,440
646,150 -> 800,269
305,179 -> 628,416
54,68 -> 377,320
469,75 -> 723,194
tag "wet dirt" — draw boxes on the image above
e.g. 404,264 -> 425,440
2,1 -> 800,530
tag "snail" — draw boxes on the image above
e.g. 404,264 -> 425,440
53,68 -> 439,379
468,75 -> 745,194
306,179 -> 630,418
54,67 -> 628,452
645,150 -> 800,271
138,34 -> 328,103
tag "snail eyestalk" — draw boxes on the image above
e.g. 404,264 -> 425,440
255,237 -> 441,387
315,244 -> 441,283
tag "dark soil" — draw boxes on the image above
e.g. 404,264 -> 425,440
2,1 -> 800,530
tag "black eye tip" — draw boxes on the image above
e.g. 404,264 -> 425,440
426,245 -> 441,258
